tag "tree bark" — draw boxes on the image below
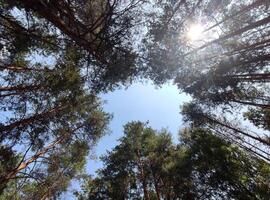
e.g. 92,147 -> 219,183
232,99 -> 270,109
135,149 -> 150,200
0,123 -> 85,191
0,137 -> 63,192
0,65 -> 52,73
185,15 -> 270,56
17,0 -> 100,58
205,115 -> 270,146
0,105 -> 64,133
153,175 -> 161,200
229,73 -> 270,82
0,84 -> 40,92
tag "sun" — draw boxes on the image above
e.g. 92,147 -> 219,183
187,24 -> 204,41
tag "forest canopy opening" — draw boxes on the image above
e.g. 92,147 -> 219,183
0,0 -> 269,199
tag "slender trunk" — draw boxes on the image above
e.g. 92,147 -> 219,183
0,137 -> 63,191
0,12 -> 59,50
153,176 -> 161,200
229,73 -> 270,81
0,84 -> 40,92
193,38 -> 270,65
232,99 -> 270,109
241,54 -> 270,65
203,0 -> 265,33
17,0 -> 98,57
135,149 -> 150,200
39,181 -> 59,200
142,178 -> 150,200
0,123 -> 84,191
0,65 -> 52,73
0,105 -> 64,133
15,0 -> 117,63
40,191 -> 50,200
208,125 -> 270,162
0,92 -> 20,98
205,115 -> 270,146
230,137 -> 270,163
185,15 -> 270,56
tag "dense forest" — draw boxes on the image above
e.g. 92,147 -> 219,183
0,0 -> 269,199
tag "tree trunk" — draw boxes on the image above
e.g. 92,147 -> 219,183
203,0 -> 265,33
208,124 -> 270,162
185,15 -> 270,56
0,65 -> 52,73
153,178 -> 161,200
205,115 -> 270,146
17,0 -> 100,58
0,105 -> 64,133
229,73 -> 270,82
0,137 -> 63,192
135,149 -> 150,200
232,99 -> 270,109
0,84 -> 39,92
0,12 -> 59,50
0,122 -> 85,191
0,92 -> 20,98
40,191 -> 50,200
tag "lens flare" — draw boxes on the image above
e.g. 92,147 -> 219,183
187,24 -> 204,41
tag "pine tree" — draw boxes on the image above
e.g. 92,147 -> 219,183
76,122 -> 270,200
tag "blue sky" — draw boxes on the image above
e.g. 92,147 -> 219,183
86,81 -> 191,175
62,81 -> 191,199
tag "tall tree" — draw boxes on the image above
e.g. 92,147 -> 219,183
0,0 -> 141,195
0,92 -> 111,194
2,0 -> 148,91
76,122 -> 270,200
143,0 -> 270,159
181,102 -> 270,162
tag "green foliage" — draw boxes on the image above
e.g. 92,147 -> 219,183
1,0 -> 270,198
0,146 -> 19,193
77,122 -> 270,200
244,108 -> 270,131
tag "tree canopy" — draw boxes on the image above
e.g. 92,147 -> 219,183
0,0 -> 269,199
76,122 -> 270,200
